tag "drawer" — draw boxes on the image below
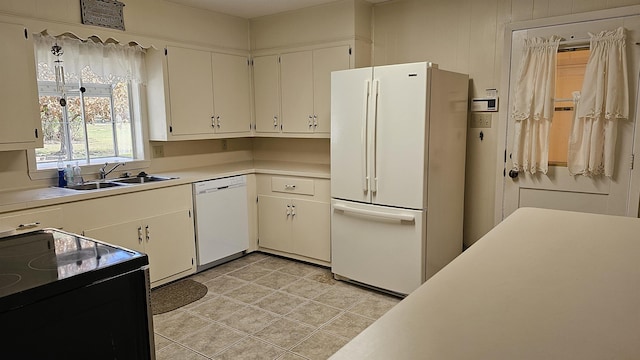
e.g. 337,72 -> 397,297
271,177 -> 314,196
0,207 -> 63,237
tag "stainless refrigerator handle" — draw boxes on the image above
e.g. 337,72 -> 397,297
372,79 -> 380,193
362,80 -> 371,193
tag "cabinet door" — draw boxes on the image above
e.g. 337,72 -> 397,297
84,220 -> 144,254
143,210 -> 194,284
211,52 -> 251,134
312,46 -> 351,134
257,195 -> 292,252
280,51 -> 314,133
291,199 -> 330,262
166,46 -> 215,136
0,23 -> 42,149
253,55 -> 280,133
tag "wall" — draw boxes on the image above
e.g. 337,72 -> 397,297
371,0 -> 640,247
250,0 -> 370,50
0,0 -> 249,50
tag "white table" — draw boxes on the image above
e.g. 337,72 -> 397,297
331,207 -> 640,359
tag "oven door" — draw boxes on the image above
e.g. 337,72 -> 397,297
0,267 -> 155,359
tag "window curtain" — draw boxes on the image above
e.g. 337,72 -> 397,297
33,33 -> 146,84
511,36 -> 560,175
567,27 -> 629,177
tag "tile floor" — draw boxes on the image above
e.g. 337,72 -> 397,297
153,252 -> 401,360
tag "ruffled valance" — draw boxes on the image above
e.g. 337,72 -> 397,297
34,32 -> 146,85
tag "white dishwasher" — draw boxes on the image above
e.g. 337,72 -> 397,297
193,175 -> 249,271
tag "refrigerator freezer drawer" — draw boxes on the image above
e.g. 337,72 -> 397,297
331,200 -> 425,294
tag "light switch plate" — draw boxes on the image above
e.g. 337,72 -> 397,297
470,113 -> 492,128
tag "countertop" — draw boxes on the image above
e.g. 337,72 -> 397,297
330,207 -> 640,359
0,160 -> 330,214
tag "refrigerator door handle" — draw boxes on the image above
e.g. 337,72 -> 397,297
333,203 -> 415,222
362,80 -> 371,193
371,79 -> 380,193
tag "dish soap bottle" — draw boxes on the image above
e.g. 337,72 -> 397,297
57,157 -> 67,187
65,164 -> 73,186
73,162 -> 83,185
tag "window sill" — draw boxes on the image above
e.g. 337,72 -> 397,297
27,157 -> 151,181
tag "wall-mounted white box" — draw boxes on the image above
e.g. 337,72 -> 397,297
471,97 -> 498,112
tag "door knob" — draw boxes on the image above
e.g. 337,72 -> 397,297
508,169 -> 519,179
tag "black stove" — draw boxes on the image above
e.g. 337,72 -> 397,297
0,229 -> 154,359
0,228 -> 147,312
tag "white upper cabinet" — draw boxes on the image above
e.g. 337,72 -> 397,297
253,55 -> 280,133
146,46 -> 251,141
211,52 -> 252,134
165,46 -> 215,136
281,50 -> 315,133
0,22 -> 43,150
254,45 -> 351,137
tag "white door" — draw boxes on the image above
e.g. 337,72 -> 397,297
372,63 -> 427,210
253,55 -> 281,133
166,46 -> 215,136
330,67 -> 373,204
502,19 -> 640,219
331,199 -> 424,295
211,52 -> 251,134
280,50 -> 314,133
312,46 -> 351,133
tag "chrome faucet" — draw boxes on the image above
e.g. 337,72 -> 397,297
99,162 -> 124,180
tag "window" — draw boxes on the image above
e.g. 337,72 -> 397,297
33,34 -> 145,169
548,49 -> 590,166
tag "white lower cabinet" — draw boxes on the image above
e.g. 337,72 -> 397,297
64,185 -> 196,287
0,206 -> 63,237
84,210 -> 194,284
257,175 -> 330,264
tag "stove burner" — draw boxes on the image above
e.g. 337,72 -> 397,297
0,273 -> 21,290
28,247 -> 112,271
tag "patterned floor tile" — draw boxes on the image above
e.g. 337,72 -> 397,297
254,318 -> 315,349
291,331 -> 348,360
287,301 -> 341,327
219,305 -> 280,333
254,291 -> 307,315
213,337 -> 285,360
177,323 -> 245,357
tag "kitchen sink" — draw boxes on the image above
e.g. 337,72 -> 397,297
67,181 -> 123,191
112,175 -> 176,184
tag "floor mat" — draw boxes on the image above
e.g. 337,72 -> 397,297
151,279 -> 208,315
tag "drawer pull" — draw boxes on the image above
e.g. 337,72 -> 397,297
285,184 -> 296,190
18,222 -> 40,229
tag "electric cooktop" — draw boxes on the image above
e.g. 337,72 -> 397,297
0,228 -> 148,312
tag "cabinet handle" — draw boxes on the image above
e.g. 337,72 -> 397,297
284,184 -> 296,190
138,226 -> 143,243
217,116 -> 221,128
145,225 -> 150,242
308,115 -> 313,128
211,116 -> 216,128
291,205 -> 296,217
17,222 -> 40,229
273,115 -> 278,128
286,204 -> 291,217
313,115 -> 318,129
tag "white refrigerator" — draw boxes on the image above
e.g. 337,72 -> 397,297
330,62 -> 468,294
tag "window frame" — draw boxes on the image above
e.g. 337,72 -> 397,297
28,39 -> 149,181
